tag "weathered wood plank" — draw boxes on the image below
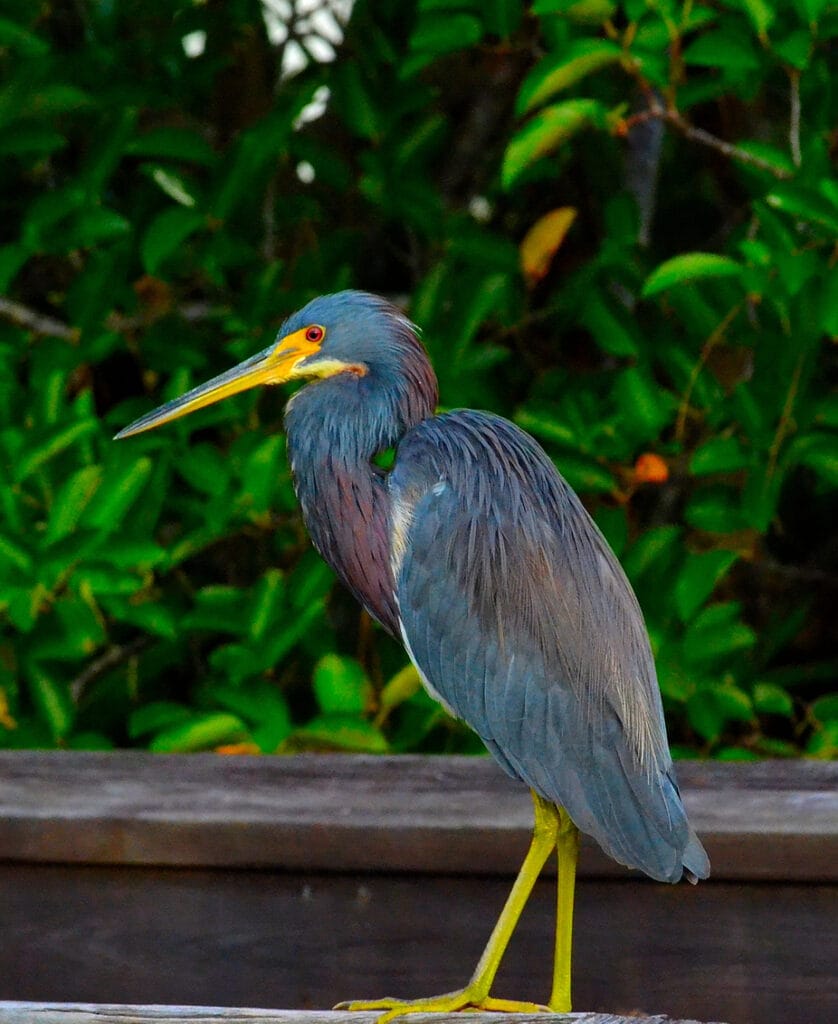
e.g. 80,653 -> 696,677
0,752 -> 835,880
0,1005 -> 725,1024
0,864 -> 833,1024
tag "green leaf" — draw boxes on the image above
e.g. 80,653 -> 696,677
685,487 -> 746,534
553,454 -> 615,493
313,654 -> 373,716
129,701 -> 193,740
27,664 -> 74,742
26,84 -> 91,117
201,680 -> 292,752
0,126 -> 65,157
675,551 -> 738,621
411,13 -> 482,54
482,0 -> 523,38
0,17 -> 49,55
622,525 -> 682,581
176,443 -> 229,497
580,296 -> 639,357
614,367 -> 675,438
502,99 -> 603,188
0,534 -> 34,574
688,683 -> 753,741
248,569 -> 285,643
792,434 -> 838,485
690,436 -> 750,475
687,689 -> 726,741
753,683 -> 794,717
766,185 -> 838,235
0,243 -> 29,291
740,0 -> 775,38
84,456 -> 154,532
149,712 -> 248,752
242,434 -> 285,515
533,0 -> 616,21
141,207 -> 205,275
14,420 -> 98,482
185,586 -> 251,636
377,664 -> 422,720
683,601 -> 756,662
810,695 -> 838,724
683,30 -> 762,70
772,30 -> 812,69
807,720 -> 838,759
516,41 -> 622,115
44,465 -> 103,543
106,600 -> 178,639
642,253 -> 742,297
292,715 -> 389,753
125,128 -> 217,165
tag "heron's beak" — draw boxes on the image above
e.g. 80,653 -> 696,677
114,328 -> 318,439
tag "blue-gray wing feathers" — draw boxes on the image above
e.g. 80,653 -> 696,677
390,410 -> 709,884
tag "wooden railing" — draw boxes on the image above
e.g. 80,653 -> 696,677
1,752 -> 836,1024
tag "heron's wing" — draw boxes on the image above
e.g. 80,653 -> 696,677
390,410 -> 708,883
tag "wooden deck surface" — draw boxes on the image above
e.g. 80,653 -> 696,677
0,752 -> 835,1024
0,1005 -> 725,1024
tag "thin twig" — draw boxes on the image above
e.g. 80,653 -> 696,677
617,103 -> 793,180
766,349 -> 805,486
70,636 -> 150,704
666,110 -> 793,178
0,297 -> 79,340
0,296 -> 224,341
675,302 -> 743,444
789,69 -> 802,168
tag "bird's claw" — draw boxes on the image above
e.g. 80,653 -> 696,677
334,991 -> 551,1022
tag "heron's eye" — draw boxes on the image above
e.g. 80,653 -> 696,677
305,325 -> 324,343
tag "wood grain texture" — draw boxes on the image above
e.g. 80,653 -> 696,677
0,1006 -> 726,1024
0,864 -> 833,1024
1,752 -> 836,880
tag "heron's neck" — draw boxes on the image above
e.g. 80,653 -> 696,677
284,369 -> 435,635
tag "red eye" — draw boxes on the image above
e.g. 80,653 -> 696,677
305,325 -> 324,343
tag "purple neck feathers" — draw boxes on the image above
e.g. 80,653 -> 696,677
284,316 -> 437,635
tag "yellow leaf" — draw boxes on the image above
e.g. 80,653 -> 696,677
520,207 -> 577,285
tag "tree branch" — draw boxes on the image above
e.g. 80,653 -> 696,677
0,296 -> 79,340
618,104 -> 793,180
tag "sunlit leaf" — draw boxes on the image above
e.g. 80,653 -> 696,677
753,683 -> 794,717
502,99 -> 603,188
515,41 -> 622,115
642,253 -> 742,297
313,654 -> 373,716
149,713 -> 248,753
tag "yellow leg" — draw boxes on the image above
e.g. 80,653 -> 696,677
336,791 -> 565,1022
548,807 -> 579,1012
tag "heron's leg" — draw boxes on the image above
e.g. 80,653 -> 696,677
335,790 -> 559,1021
548,806 -> 579,1013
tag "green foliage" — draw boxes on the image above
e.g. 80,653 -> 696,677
0,0 -> 835,760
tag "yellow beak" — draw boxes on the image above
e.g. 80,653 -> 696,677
114,327 -> 318,439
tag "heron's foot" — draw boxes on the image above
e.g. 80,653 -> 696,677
335,989 -> 549,1021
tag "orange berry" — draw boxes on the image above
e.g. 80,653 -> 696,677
634,453 -> 669,484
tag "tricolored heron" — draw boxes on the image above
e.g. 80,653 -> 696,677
117,290 -> 709,1018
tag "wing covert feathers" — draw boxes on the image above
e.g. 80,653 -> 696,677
390,409 -> 710,883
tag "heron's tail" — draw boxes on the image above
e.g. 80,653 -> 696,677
682,824 -> 710,883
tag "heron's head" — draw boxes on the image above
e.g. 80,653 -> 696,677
115,290 -> 436,440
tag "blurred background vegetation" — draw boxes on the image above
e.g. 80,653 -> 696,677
0,0 -> 836,760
